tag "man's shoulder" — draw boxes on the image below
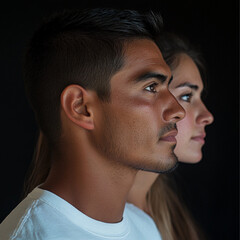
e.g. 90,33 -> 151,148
0,189 -> 162,240
0,196 -> 40,239
124,203 -> 161,239
0,188 -> 67,240
124,202 -> 154,224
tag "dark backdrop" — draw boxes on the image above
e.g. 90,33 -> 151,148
0,1 -> 239,240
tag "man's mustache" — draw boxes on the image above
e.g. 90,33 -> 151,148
158,123 -> 177,139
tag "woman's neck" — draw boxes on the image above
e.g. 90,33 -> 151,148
127,171 -> 158,214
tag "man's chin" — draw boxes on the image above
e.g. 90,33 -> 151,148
137,153 -> 179,174
159,161 -> 179,173
156,150 -> 179,173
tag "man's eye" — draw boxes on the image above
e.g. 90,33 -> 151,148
180,93 -> 193,102
145,83 -> 158,93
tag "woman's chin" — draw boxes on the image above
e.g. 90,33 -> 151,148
177,151 -> 203,164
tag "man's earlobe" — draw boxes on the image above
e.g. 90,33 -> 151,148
61,84 -> 94,130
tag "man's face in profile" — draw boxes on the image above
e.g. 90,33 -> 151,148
92,39 -> 185,173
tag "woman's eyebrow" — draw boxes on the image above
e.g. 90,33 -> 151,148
175,82 -> 199,90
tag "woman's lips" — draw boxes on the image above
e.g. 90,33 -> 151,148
191,134 -> 206,144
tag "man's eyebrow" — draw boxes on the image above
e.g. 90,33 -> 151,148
136,72 -> 168,84
175,82 -> 199,90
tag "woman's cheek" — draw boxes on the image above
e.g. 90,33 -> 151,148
176,112 -> 194,144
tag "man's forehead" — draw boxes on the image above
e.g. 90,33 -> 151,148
122,39 -> 171,76
110,39 -> 171,90
124,39 -> 163,61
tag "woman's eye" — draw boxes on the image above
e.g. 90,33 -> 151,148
180,93 -> 193,102
145,83 -> 158,93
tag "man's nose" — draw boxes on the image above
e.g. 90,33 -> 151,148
162,91 -> 185,122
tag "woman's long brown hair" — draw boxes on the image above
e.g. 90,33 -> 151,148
147,175 -> 205,240
145,32 -> 209,240
23,132 -> 51,197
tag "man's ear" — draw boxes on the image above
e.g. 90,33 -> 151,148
61,84 -> 94,130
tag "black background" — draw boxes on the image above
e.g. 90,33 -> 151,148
0,1 -> 239,240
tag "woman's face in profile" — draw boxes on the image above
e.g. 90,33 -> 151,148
169,53 -> 214,163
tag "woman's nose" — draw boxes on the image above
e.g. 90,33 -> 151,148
196,103 -> 214,126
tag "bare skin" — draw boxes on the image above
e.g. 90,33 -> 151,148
127,53 -> 214,214
41,39 -> 185,223
127,171 -> 158,214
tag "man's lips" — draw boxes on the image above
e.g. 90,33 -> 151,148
160,130 -> 178,143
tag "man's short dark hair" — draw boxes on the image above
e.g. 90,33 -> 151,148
24,8 -> 163,145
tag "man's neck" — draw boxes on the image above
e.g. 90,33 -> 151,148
40,142 -> 137,223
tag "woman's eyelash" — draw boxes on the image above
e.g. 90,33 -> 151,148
145,83 -> 158,93
180,92 -> 193,102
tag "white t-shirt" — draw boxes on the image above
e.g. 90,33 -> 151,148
0,188 -> 161,240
